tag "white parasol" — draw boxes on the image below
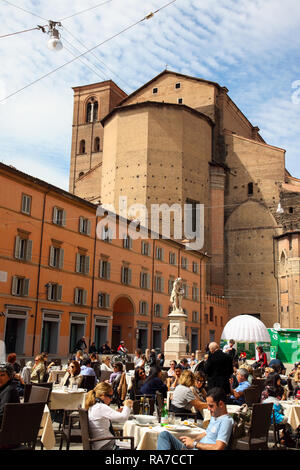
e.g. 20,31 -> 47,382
221,315 -> 271,343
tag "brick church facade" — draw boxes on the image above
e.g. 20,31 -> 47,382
69,70 -> 300,330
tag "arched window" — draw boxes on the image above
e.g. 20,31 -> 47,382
86,98 -> 98,123
94,137 -> 100,152
79,140 -> 86,154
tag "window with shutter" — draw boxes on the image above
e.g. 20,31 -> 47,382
21,194 -> 32,215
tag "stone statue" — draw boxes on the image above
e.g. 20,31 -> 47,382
170,278 -> 184,311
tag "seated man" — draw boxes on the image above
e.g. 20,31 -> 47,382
227,368 -> 250,405
80,358 -> 97,386
166,364 -> 182,390
157,387 -> 233,450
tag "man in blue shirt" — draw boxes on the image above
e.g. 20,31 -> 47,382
157,387 -> 234,451
80,358 -> 97,386
227,368 -> 250,405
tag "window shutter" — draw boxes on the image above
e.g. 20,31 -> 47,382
129,237 -> 132,249
14,236 -> 21,259
87,220 -> 91,236
146,273 -> 150,289
82,289 -> 87,306
128,268 -> 132,285
62,210 -> 66,227
141,241 -> 145,255
185,286 -> 189,298
99,260 -> 103,278
85,256 -> 90,275
107,262 -> 111,280
59,249 -> 64,269
79,217 -> 83,233
145,302 -> 149,315
161,248 -> 164,261
106,294 -> 110,308
174,253 -> 177,266
161,277 -> 164,293
49,246 -> 55,267
139,300 -> 142,314
11,276 -> 18,295
53,207 -> 58,224
26,240 -> 33,261
140,272 -> 143,288
22,278 -> 30,297
75,254 -> 80,272
121,266 -> 124,283
47,284 -> 52,301
57,284 -> 63,301
74,288 -> 79,304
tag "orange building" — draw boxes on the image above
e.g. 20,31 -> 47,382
0,162 -> 228,359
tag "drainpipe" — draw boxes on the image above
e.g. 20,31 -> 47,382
150,239 -> 155,349
88,214 -> 98,347
73,89 -> 81,193
32,190 -> 49,356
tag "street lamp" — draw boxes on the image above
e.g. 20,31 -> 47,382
47,21 -> 63,51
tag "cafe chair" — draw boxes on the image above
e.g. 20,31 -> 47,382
243,386 -> 261,407
78,408 -> 135,450
125,362 -> 135,372
59,409 -> 83,450
99,370 -> 113,382
235,402 -> 273,450
28,385 -> 52,405
81,375 -> 96,391
24,382 -> 53,403
0,402 -> 45,450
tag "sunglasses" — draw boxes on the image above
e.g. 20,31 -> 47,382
105,394 -> 113,398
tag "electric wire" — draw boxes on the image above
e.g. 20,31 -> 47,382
0,0 -> 177,103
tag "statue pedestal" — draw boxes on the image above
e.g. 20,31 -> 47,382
164,309 -> 188,363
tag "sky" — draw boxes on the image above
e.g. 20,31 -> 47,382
1,0 -> 300,190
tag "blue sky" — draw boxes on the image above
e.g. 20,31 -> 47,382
1,0 -> 300,190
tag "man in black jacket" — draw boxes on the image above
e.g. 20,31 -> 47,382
0,363 -> 20,427
204,343 -> 233,395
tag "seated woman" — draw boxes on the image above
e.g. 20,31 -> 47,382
7,353 -> 21,374
60,360 -> 83,388
108,362 -> 123,384
140,367 -> 167,398
192,371 -> 207,402
101,356 -> 114,372
166,364 -> 182,390
129,367 -> 146,399
167,360 -> 177,377
30,354 -> 46,383
169,370 -> 207,420
133,349 -> 143,368
85,382 -> 133,450
0,363 -> 20,429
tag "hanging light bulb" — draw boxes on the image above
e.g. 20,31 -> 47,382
47,21 -> 63,51
276,202 -> 284,214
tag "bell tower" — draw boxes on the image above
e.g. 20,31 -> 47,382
69,80 -> 127,202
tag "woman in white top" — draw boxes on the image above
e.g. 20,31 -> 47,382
85,382 -> 133,449
100,356 -> 114,372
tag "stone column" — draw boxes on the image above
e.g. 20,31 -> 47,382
164,309 -> 189,363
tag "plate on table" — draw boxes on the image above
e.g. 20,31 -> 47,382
135,421 -> 154,427
164,425 -> 190,432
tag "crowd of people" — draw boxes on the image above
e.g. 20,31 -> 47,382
1,338 -> 300,450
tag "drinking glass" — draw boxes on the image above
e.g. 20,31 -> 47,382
168,412 -> 175,424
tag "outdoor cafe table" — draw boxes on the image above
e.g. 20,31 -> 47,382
48,387 -> 87,410
123,420 -> 205,450
281,400 -> 300,430
39,404 -> 56,450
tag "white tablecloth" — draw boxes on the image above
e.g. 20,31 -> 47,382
49,388 -> 87,410
281,401 -> 300,430
123,420 -> 204,450
39,405 -> 56,450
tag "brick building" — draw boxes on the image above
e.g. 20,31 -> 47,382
69,70 -> 300,328
0,162 -> 227,358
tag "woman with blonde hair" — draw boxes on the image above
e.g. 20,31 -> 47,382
169,370 -> 207,419
85,382 -> 133,450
